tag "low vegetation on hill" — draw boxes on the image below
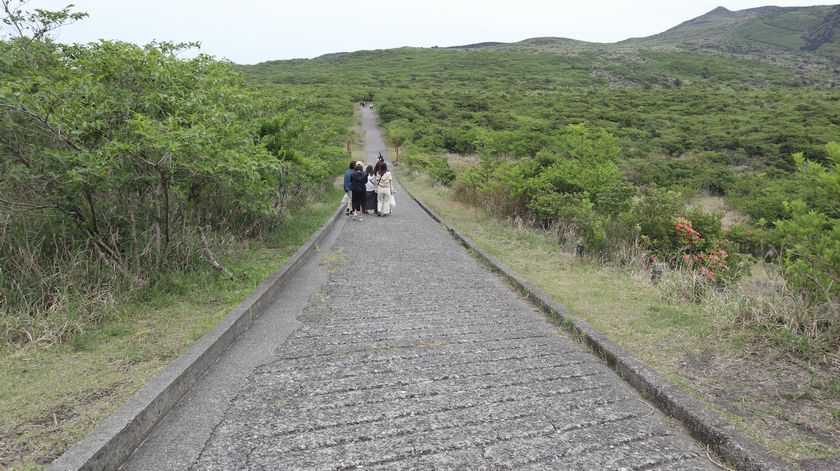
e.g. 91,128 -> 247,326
243,5 -> 839,359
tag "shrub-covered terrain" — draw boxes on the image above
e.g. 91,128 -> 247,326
241,9 -> 839,355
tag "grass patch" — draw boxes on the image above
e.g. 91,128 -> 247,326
401,172 -> 840,468
0,187 -> 343,469
320,246 -> 345,273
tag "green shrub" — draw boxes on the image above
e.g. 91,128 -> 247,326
774,201 -> 840,301
728,173 -> 811,222
596,181 -> 636,216
683,207 -> 725,247
0,5 -> 351,343
527,193 -> 607,250
623,155 -> 735,196
726,222 -> 770,257
404,153 -> 456,185
772,143 -> 840,303
622,187 -> 686,253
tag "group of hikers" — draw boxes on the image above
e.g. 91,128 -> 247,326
343,153 -> 395,221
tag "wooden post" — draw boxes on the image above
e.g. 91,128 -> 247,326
651,266 -> 663,283
395,141 -> 400,166
346,139 -> 352,155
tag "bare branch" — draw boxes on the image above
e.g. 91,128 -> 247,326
199,225 -> 234,279
0,103 -> 84,151
1,0 -> 26,38
0,196 -> 55,211
0,134 -> 32,167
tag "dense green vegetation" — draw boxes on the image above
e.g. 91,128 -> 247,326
0,3 -> 351,344
242,7 -> 839,353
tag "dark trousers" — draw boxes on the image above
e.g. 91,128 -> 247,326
351,191 -> 366,212
366,191 -> 378,212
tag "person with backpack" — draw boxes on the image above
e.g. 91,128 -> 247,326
375,162 -> 395,217
343,160 -> 356,216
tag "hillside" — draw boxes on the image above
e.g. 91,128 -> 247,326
241,4 -> 837,169
441,5 -> 840,59
624,4 -> 840,57
440,5 -> 840,80
240,3 -> 838,226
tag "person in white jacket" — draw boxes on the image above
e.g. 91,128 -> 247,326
364,164 -> 377,215
375,162 -> 395,216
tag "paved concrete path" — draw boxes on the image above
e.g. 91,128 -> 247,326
126,107 -> 714,470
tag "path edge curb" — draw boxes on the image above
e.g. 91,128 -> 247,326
403,182 -> 792,471
48,204 -> 346,471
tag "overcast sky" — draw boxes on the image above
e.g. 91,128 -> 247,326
18,1 -> 834,64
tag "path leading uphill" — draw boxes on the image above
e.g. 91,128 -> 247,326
125,107 -> 714,469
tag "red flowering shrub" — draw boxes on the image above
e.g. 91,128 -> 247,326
673,216 -> 747,285
674,216 -> 701,246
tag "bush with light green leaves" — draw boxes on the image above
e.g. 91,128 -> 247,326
773,142 -> 840,304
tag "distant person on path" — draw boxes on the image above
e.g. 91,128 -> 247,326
364,164 -> 378,215
377,153 -> 385,164
343,160 -> 356,216
375,162 -> 395,217
350,163 -> 368,221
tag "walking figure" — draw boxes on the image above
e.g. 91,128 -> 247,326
343,160 -> 356,216
375,162 -> 395,217
350,163 -> 368,221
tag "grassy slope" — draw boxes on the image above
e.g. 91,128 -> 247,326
0,187 -> 343,469
453,6 -> 840,58
732,6 -> 840,54
629,5 -> 839,54
400,173 -> 840,468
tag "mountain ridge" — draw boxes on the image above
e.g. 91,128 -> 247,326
438,5 -> 839,58
288,4 -> 837,86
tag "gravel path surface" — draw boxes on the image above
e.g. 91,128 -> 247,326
136,107 -> 716,470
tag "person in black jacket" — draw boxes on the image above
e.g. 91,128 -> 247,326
349,163 -> 368,221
